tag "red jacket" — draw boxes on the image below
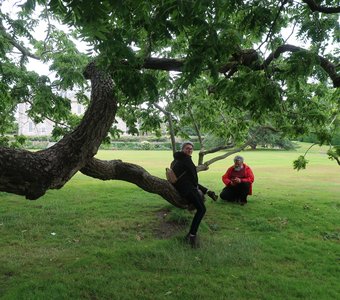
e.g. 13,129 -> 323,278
222,163 -> 254,195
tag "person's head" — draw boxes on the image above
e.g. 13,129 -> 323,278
233,155 -> 244,170
181,141 -> 194,156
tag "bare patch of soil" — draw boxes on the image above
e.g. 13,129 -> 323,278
153,208 -> 187,239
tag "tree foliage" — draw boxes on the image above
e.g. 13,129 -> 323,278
0,0 -> 339,203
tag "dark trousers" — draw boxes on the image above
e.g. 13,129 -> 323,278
185,188 -> 206,235
220,182 -> 250,203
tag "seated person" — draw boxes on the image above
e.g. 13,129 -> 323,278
220,155 -> 254,205
171,141 -> 218,248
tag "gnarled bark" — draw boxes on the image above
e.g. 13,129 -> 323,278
0,62 -> 117,199
80,158 -> 189,209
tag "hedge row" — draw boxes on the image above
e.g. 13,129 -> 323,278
20,139 -> 202,151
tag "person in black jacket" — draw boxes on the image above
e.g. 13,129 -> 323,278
171,141 -> 218,248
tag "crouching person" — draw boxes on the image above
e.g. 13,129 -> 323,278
171,141 -> 218,248
220,156 -> 254,205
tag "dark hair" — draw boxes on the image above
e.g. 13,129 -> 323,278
234,155 -> 244,162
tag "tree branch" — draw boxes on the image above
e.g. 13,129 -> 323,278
0,62 -> 117,199
142,45 -> 340,86
199,143 -> 235,156
0,21 -> 40,60
80,158 -> 189,209
152,102 -> 177,154
24,98 -> 71,129
42,2 -> 52,52
302,0 -> 340,14
257,0 -> 288,50
330,154 -> 340,166
196,141 -> 251,172
198,143 -> 235,166
137,48 -> 340,87
262,44 -> 340,87
188,107 -> 203,146
142,57 -> 184,72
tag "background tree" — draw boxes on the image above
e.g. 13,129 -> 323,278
0,0 -> 339,207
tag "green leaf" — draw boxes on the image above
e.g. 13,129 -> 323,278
293,156 -> 309,171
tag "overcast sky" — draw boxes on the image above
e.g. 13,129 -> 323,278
1,0 -> 90,77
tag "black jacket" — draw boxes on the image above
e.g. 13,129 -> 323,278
171,151 -> 207,196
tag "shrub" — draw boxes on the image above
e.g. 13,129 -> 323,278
140,141 -> 153,150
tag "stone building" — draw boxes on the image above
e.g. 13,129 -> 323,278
16,98 -> 127,136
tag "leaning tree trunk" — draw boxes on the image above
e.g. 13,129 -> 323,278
0,62 -> 117,200
80,158 -> 189,209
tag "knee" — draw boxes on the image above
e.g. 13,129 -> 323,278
219,188 -> 229,200
241,182 -> 250,188
198,205 -> 206,216
240,182 -> 250,192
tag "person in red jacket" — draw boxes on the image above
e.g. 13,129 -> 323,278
220,155 -> 254,205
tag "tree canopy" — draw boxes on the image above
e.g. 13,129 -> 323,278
0,0 -> 339,206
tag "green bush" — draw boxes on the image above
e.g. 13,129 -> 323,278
14,134 -> 202,151
25,140 -> 50,149
140,141 -> 153,150
105,141 -> 174,150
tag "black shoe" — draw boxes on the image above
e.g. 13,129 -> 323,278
207,190 -> 218,201
240,199 -> 247,206
184,234 -> 200,248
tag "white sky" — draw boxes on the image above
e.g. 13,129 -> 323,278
1,0 -> 90,77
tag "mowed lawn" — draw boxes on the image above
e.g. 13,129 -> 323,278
0,144 -> 339,299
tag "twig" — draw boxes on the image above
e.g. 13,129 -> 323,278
257,0 -> 288,51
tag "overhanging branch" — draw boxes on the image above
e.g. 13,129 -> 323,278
142,57 -> 184,72
302,0 -> 340,14
141,47 -> 339,87
198,143 -> 235,166
199,143 -> 235,156
257,0 -> 288,50
0,21 -> 40,60
196,141 -> 251,172
263,44 -> 340,87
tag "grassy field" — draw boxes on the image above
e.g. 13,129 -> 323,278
0,143 -> 339,299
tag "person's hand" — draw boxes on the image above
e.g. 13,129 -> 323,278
231,177 -> 241,185
234,177 -> 241,184
207,190 -> 218,201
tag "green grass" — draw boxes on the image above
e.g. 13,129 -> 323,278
1,143 -> 339,299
